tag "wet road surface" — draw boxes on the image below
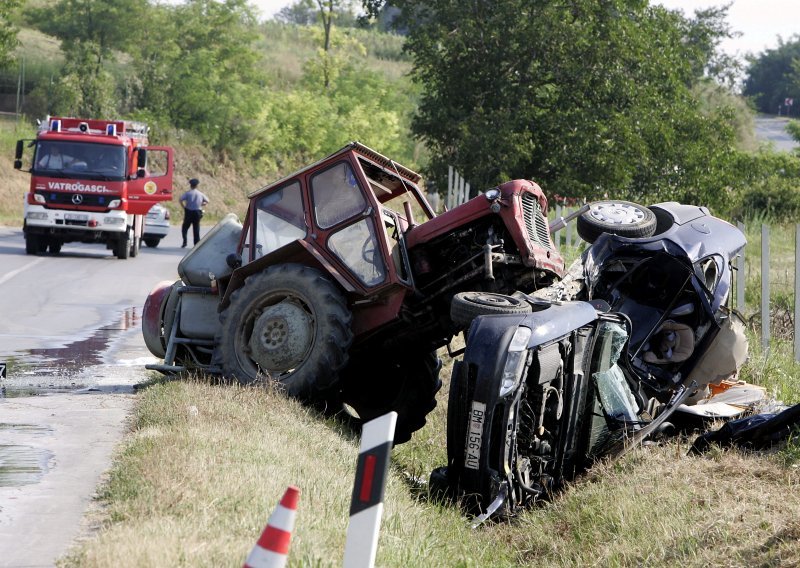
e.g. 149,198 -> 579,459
0,225 -> 192,567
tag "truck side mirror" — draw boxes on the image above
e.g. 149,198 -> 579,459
14,140 -> 23,169
137,148 -> 147,177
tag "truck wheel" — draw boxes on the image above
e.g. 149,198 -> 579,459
115,232 -> 130,259
144,238 -> 160,248
48,240 -> 62,254
451,292 -> 532,329
576,200 -> 656,244
339,350 -> 442,445
218,264 -> 353,399
25,235 -> 40,255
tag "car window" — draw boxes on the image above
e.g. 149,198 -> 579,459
311,161 -> 367,229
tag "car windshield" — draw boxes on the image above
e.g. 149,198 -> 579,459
33,141 -> 126,181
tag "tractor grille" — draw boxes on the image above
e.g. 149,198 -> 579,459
521,192 -> 554,251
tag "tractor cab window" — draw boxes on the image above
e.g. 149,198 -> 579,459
311,161 -> 367,228
254,181 -> 306,258
328,218 -> 386,287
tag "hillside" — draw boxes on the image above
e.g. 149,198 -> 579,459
0,15 -> 414,226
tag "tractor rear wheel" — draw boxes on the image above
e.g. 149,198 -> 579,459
218,264 -> 353,399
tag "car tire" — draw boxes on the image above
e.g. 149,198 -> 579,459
48,240 -> 62,254
451,292 -> 532,329
338,350 -> 443,445
576,200 -> 657,244
218,264 -> 353,399
143,238 -> 161,248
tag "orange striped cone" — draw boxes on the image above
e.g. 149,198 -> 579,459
243,486 -> 300,568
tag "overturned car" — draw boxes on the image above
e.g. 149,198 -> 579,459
436,201 -> 749,519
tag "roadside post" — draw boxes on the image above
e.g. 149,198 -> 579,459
343,412 -> 397,568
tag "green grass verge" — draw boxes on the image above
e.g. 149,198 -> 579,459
63,360 -> 800,567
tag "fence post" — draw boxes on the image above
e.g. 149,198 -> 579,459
554,204 -> 562,248
761,224 -> 770,351
795,224 -> 800,362
447,166 -> 454,210
565,208 -> 573,248
736,221 -> 746,312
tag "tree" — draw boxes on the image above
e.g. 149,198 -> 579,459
743,36 -> 800,117
0,0 -> 22,70
25,0 -> 149,116
362,0 -> 742,208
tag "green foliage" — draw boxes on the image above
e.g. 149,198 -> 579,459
244,62 -> 416,172
386,0 -> 743,207
788,119 -> 800,144
743,36 -> 800,116
725,150 -> 800,221
0,0 -> 22,69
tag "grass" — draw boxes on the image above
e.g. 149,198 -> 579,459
61,357 -> 800,567
62,375 -> 516,568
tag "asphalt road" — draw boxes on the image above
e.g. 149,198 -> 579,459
0,225 -> 191,567
754,115 -> 799,152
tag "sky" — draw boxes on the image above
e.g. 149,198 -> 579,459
655,0 -> 800,57
249,0 -> 800,58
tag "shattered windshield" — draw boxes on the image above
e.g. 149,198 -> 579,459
33,141 -> 126,181
588,320 -> 641,455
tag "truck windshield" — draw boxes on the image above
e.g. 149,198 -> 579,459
33,141 -> 126,181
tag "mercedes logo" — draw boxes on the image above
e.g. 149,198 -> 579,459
71,194 -> 83,205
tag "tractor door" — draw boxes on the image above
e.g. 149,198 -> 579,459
310,160 -> 390,289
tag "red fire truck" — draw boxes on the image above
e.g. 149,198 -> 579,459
14,116 -> 174,258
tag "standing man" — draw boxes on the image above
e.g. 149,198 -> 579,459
180,178 -> 209,248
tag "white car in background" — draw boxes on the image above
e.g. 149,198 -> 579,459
142,203 -> 171,248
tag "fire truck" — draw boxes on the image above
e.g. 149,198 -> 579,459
14,116 -> 174,258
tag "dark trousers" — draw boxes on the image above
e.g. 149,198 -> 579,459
181,209 -> 202,245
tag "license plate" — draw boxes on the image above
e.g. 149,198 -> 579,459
65,213 -> 88,221
464,401 -> 486,470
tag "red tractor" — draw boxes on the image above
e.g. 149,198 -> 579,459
143,142 -> 564,442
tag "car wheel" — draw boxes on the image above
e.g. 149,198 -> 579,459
144,238 -> 160,248
451,292 -> 532,329
218,264 -> 353,399
338,350 -> 443,445
576,200 -> 656,243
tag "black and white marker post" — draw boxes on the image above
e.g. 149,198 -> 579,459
343,411 -> 397,568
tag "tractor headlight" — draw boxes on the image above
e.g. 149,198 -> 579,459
499,326 -> 531,397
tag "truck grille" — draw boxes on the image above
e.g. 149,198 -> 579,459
36,190 -> 118,209
521,192 -> 554,251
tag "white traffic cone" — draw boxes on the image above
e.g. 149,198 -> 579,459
243,485 -> 300,568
